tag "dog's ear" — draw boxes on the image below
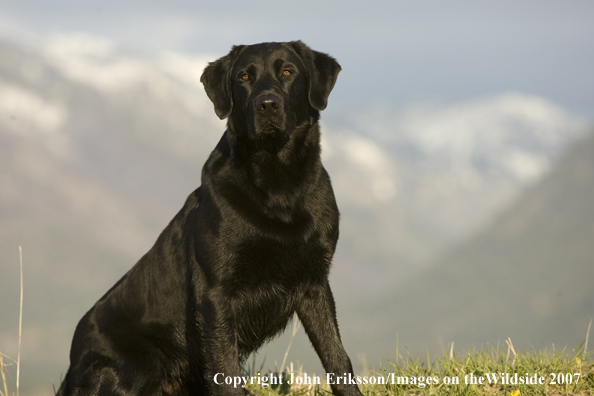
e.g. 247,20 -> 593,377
201,45 -> 246,119
289,41 -> 341,111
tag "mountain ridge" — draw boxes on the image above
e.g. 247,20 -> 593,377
358,130 -> 594,359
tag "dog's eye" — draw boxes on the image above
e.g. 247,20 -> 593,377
241,74 -> 249,81
282,70 -> 292,77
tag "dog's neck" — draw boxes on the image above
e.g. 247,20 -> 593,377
205,118 -> 324,214
200,120 -> 325,224
229,117 -> 322,176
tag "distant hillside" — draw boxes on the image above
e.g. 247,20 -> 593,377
361,130 -> 594,359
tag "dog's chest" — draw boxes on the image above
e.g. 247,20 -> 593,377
225,234 -> 330,290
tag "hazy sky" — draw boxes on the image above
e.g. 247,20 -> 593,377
1,0 -> 594,118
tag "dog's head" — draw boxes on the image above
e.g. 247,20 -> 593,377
201,41 -> 341,140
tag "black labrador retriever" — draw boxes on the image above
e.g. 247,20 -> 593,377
57,41 -> 363,396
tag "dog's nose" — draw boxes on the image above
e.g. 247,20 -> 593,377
255,94 -> 281,116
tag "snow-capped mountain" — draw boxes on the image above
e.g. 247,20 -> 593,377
323,94 -> 587,271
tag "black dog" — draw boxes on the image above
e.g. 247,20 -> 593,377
57,41 -> 363,396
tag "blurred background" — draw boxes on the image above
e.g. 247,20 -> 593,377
1,1 -> 593,394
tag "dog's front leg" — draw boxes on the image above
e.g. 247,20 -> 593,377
202,294 -> 245,396
296,282 -> 364,396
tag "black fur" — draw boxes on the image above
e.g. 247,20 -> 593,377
57,41 -> 362,396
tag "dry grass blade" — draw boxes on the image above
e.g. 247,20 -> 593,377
585,317 -> 593,359
279,317 -> 301,375
0,247 -> 23,396
505,337 -> 516,368
449,342 -> 454,361
0,347 -> 9,396
17,246 -> 23,396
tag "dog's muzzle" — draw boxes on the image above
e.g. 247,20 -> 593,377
252,93 -> 286,138
255,94 -> 281,117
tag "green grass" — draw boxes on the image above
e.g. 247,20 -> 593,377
1,342 -> 591,396
244,338 -> 594,396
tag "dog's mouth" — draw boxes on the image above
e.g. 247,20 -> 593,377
261,122 -> 282,134
248,121 -> 290,152
251,120 -> 287,139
